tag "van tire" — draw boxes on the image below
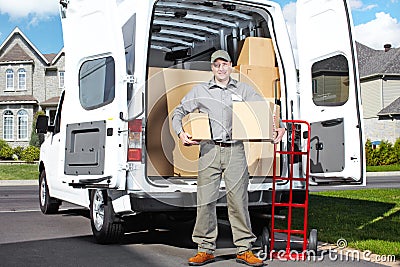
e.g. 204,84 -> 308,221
90,189 -> 124,244
39,171 -> 60,214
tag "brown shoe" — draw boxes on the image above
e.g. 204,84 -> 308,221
188,252 -> 215,266
236,251 -> 265,266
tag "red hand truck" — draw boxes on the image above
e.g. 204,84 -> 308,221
265,119 -> 317,260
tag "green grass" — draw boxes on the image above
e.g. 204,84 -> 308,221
366,164 -> 400,172
277,188 -> 400,258
0,163 -> 39,180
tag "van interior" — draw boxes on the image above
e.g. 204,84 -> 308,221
145,0 -> 282,181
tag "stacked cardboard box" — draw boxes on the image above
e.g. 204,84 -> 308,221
146,67 -> 174,177
234,65 -> 281,99
237,37 -> 276,67
235,37 -> 281,99
234,37 -> 282,176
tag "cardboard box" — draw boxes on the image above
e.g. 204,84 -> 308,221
237,37 -> 276,67
245,142 -> 280,176
182,113 -> 211,141
234,65 -> 281,99
146,67 -> 174,176
232,100 -> 277,140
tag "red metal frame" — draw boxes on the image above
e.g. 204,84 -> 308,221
270,120 -> 311,260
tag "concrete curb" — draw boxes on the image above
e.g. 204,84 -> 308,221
366,171 -> 400,177
0,180 -> 38,186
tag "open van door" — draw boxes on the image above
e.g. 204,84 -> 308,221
296,0 -> 365,184
60,0 -> 134,189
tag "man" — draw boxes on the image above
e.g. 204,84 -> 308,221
172,50 -> 285,266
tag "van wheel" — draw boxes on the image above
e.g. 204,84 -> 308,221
39,171 -> 60,214
90,189 -> 124,244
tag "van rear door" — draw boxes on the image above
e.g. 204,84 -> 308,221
60,0 -> 131,189
296,0 -> 365,184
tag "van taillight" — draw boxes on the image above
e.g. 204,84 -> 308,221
128,119 -> 142,161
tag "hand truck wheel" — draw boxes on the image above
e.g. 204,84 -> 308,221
261,226 -> 270,255
308,229 -> 318,254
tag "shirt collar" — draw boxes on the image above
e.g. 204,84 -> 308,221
208,77 -> 238,89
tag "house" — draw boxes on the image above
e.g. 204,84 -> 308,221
0,27 -> 64,148
356,42 -> 400,144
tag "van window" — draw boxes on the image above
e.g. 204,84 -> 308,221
79,56 -> 115,110
311,55 -> 349,106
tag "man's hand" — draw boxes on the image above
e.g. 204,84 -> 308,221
273,127 -> 286,144
179,131 -> 199,146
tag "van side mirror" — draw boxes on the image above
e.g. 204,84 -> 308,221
36,115 -> 50,133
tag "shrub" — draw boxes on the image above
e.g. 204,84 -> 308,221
0,144 -> 13,160
365,138 -> 400,166
365,139 -> 373,166
0,139 -> 9,150
20,146 -> 40,163
13,146 -> 24,160
394,138 -> 400,163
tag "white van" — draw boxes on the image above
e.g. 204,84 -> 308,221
36,0 -> 365,244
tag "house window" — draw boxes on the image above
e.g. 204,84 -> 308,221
18,68 -> 26,90
17,110 -> 28,140
59,71 -> 65,88
6,69 -> 14,90
3,110 -> 14,140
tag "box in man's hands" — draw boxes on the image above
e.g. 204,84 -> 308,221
182,113 -> 211,141
232,100 -> 279,141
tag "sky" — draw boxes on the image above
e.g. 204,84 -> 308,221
0,0 -> 399,55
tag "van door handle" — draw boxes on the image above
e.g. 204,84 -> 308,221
321,118 -> 343,127
316,142 -> 323,150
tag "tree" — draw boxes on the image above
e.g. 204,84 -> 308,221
30,110 -> 45,147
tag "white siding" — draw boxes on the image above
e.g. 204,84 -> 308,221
364,118 -> 400,144
361,79 -> 382,118
383,79 -> 400,107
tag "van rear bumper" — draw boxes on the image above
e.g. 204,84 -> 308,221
129,190 -> 306,212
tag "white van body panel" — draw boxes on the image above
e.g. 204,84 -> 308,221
61,0 -> 129,191
297,0 -> 365,184
38,0 -> 365,218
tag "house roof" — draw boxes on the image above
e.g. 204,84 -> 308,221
43,53 -> 58,62
50,48 -> 65,65
378,97 -> 400,117
0,95 -> 38,104
0,27 -> 50,65
356,42 -> 400,78
40,96 -> 60,106
0,43 -> 33,63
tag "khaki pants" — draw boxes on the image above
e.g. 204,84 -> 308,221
192,141 -> 256,254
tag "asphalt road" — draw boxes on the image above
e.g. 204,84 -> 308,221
0,175 -> 398,267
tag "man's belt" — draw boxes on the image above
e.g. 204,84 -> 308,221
212,141 -> 234,147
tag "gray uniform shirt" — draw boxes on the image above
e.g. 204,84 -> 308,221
172,77 -> 264,142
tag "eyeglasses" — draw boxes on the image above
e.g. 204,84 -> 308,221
212,62 -> 230,69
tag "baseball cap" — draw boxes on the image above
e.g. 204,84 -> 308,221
210,50 -> 231,63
